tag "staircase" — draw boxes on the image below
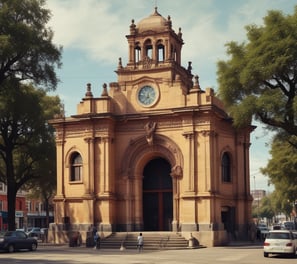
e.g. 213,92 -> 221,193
100,232 -> 191,250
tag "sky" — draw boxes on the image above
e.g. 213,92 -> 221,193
45,0 -> 296,192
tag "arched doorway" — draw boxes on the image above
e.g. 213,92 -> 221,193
142,158 -> 173,231
221,206 -> 236,240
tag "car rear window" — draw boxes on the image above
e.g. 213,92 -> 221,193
267,232 -> 291,239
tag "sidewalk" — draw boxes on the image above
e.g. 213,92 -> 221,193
226,240 -> 264,247
0,244 -> 271,264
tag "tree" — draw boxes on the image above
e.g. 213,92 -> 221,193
25,140 -> 57,228
0,0 -> 62,230
0,82 -> 62,230
255,195 -> 275,221
0,0 -> 62,90
261,136 -> 297,215
217,6 -> 297,141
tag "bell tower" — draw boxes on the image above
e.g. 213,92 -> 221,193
115,7 -> 194,102
127,7 -> 183,67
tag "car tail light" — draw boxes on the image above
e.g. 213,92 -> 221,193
286,243 -> 293,246
264,242 -> 270,246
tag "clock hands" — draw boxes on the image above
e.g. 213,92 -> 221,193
138,86 -> 157,106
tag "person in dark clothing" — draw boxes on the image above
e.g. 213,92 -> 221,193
94,232 -> 100,249
92,226 -> 100,249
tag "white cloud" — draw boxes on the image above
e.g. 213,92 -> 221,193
47,0 -> 125,63
46,0 -> 295,76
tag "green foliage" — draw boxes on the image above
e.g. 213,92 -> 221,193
261,136 -> 297,215
252,191 -> 295,221
0,0 -> 62,90
217,6 -> 297,136
251,203 -> 259,219
258,196 -> 275,219
0,81 -> 62,230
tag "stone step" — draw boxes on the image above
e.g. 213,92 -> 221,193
99,232 -> 190,250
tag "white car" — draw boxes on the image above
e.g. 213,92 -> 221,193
264,230 -> 297,258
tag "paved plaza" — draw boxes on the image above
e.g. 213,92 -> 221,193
0,242 -> 296,264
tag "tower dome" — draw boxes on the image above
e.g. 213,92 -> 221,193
137,7 -> 167,33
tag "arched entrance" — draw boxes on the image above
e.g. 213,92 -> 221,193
142,157 -> 173,231
221,206 -> 236,239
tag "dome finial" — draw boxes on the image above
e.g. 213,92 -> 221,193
153,1 -> 160,15
85,83 -> 93,98
101,83 -> 109,97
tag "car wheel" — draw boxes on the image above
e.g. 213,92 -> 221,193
31,243 -> 37,251
263,252 -> 269,258
7,244 -> 14,253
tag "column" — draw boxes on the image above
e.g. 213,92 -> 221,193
165,39 -> 169,61
153,40 -> 158,62
84,137 -> 95,195
170,165 -> 182,232
134,172 -> 143,230
124,175 -> 132,231
181,132 -> 197,231
55,137 -> 65,198
201,130 -> 216,192
129,44 -> 134,64
100,136 -> 113,195
182,132 -> 195,192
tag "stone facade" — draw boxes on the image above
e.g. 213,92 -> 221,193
49,7 -> 254,247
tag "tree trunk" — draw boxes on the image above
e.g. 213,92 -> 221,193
7,185 -> 17,231
6,144 -> 17,231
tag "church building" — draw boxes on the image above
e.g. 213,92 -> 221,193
50,7 -> 254,247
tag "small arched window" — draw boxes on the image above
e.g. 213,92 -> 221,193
144,39 -> 153,58
157,41 -> 165,62
221,152 -> 231,182
70,152 -> 83,182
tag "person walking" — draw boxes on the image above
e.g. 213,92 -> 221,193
137,233 -> 143,252
94,232 -> 100,249
92,226 -> 100,249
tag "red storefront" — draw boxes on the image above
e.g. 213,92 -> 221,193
0,194 -> 26,230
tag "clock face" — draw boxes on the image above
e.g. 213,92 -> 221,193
137,85 -> 157,106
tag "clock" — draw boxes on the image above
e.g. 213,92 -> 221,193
137,85 -> 158,106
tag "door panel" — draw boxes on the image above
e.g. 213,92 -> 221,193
143,192 -> 158,231
163,192 -> 173,231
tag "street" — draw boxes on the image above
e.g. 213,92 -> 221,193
0,244 -> 296,264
